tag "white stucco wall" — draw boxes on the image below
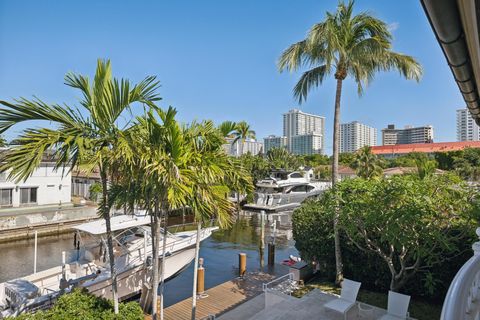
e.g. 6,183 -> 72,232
0,163 -> 71,208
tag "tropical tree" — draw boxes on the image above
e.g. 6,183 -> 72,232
266,147 -> 300,170
232,121 -> 256,156
278,0 -> 422,282
184,122 -> 253,320
351,146 -> 384,179
0,59 -> 160,313
218,120 -> 237,138
415,157 -> 437,180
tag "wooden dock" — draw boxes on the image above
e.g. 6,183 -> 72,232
145,272 -> 275,320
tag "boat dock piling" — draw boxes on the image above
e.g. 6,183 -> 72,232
238,253 -> 246,277
197,258 -> 205,296
268,243 -> 275,266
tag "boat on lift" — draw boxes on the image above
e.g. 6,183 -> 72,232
0,215 -> 217,318
244,170 -> 328,212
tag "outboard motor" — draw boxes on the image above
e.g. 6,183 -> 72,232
3,280 -> 40,315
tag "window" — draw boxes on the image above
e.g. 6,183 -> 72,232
289,185 -> 307,193
20,187 -> 37,204
0,189 -> 12,206
290,172 -> 303,178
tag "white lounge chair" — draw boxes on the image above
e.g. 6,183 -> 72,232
379,291 -> 411,320
324,278 -> 361,320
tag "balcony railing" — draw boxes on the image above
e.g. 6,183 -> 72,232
441,228 -> 480,320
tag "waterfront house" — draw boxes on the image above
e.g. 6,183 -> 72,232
0,160 -> 71,210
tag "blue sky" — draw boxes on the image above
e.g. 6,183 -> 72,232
0,1 -> 462,154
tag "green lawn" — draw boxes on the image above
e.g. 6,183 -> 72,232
291,279 -> 442,320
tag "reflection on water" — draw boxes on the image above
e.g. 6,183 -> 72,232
0,214 -> 297,308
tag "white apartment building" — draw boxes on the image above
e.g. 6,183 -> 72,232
0,162 -> 71,209
283,109 -> 325,155
340,121 -> 377,153
290,133 -> 324,155
457,108 -> 480,141
263,135 -> 287,153
382,124 -> 434,145
223,138 -> 264,157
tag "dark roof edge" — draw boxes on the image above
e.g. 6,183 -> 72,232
420,0 -> 480,125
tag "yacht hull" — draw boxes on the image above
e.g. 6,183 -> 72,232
85,247 -> 196,300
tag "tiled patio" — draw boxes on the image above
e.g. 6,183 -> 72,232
220,288 -> 415,320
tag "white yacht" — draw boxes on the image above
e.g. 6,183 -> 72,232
244,170 -> 328,212
0,215 -> 217,318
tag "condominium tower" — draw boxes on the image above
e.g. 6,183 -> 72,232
340,121 -> 377,153
457,108 -> 480,141
222,138 -> 264,157
263,135 -> 287,153
382,124 -> 434,145
283,109 -> 325,155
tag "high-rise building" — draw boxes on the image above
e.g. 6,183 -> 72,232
457,108 -> 480,141
340,121 -> 377,153
222,138 -> 263,157
283,109 -> 325,154
290,133 -> 324,155
263,135 -> 287,153
381,124 -> 434,145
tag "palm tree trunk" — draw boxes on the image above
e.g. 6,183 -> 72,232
159,211 -> 169,320
151,199 -> 160,319
191,221 -> 202,320
100,169 -> 119,314
332,77 -> 344,285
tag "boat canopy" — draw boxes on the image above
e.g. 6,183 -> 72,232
72,215 -> 151,235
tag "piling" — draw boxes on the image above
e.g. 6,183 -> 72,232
239,253 -> 247,277
197,258 -> 205,295
268,243 -> 275,266
33,231 -> 38,274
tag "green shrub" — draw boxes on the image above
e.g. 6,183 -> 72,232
11,289 -> 143,320
293,174 -> 478,300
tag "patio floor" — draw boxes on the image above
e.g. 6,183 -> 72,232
220,288 -> 413,320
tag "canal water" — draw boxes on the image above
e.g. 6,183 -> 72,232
0,214 -> 297,307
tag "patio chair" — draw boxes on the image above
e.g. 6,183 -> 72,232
324,278 -> 361,320
378,291 -> 411,320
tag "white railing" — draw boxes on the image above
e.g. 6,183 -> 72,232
441,227 -> 480,320
262,273 -> 295,294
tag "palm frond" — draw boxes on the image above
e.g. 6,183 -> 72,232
293,65 -> 328,103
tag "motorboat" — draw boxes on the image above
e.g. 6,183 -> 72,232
243,181 -> 324,212
0,215 -> 217,317
257,170 -> 310,187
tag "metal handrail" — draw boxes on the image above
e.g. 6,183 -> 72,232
262,273 -> 294,292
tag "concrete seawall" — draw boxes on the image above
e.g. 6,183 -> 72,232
0,206 -> 98,243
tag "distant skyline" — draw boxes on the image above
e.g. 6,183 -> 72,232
0,1 -> 464,155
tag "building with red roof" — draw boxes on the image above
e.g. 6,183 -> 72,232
371,141 -> 480,158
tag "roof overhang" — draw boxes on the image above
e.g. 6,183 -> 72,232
421,0 -> 480,124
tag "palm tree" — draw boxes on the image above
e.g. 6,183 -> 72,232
0,59 -> 160,313
233,121 -> 256,156
351,146 -> 384,179
277,0 -> 422,283
184,122 -> 253,320
218,120 -> 237,138
266,147 -> 300,170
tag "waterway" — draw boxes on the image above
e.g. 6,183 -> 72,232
0,213 -> 297,307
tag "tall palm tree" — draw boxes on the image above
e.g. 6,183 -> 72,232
233,121 -> 256,156
278,0 -> 422,283
351,146 -> 383,179
184,121 -> 252,320
0,59 -> 160,313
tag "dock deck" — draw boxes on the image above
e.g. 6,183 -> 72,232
146,272 -> 275,320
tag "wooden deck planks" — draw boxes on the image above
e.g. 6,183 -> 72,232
145,272 -> 275,320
